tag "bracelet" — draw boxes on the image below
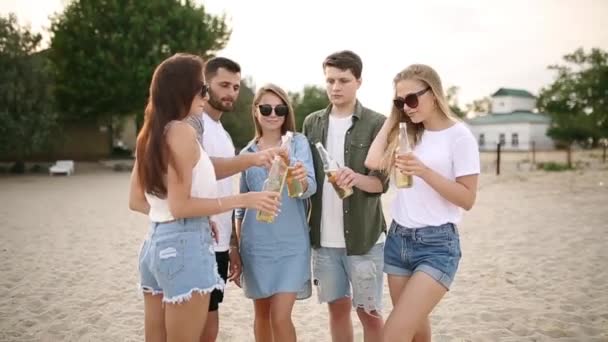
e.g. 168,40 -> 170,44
216,197 -> 223,210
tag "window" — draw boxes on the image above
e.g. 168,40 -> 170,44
479,134 -> 485,146
512,133 -> 519,147
499,133 -> 506,145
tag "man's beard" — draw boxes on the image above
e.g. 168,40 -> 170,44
208,88 -> 235,112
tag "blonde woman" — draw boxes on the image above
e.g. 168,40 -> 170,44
235,84 -> 316,342
365,64 -> 480,342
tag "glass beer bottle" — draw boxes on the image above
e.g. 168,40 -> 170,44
314,142 -> 353,199
256,155 -> 288,223
394,122 -> 413,188
282,132 -> 305,198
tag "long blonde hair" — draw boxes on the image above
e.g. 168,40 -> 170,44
251,83 -> 296,139
381,64 -> 458,172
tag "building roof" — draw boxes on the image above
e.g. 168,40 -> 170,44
491,88 -> 536,99
466,111 -> 551,125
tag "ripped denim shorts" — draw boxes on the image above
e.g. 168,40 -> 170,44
312,243 -> 384,314
138,217 -> 224,303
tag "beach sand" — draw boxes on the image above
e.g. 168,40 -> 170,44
0,166 -> 606,341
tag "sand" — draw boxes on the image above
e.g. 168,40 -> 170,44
0,164 -> 606,341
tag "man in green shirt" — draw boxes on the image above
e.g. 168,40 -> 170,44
302,50 -> 388,342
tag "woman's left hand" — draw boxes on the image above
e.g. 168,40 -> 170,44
395,153 -> 430,178
290,162 -> 307,182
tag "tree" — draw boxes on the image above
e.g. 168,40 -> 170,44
49,0 -> 231,149
538,48 -> 608,167
445,86 -> 466,118
466,97 -> 492,115
0,14 -> 57,171
290,85 -> 329,130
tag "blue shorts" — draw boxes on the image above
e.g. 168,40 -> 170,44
138,217 -> 225,303
384,221 -> 461,290
312,243 -> 384,313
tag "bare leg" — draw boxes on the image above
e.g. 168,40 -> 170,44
269,293 -> 297,342
253,297 -> 273,342
383,272 -> 446,342
356,307 -> 383,342
387,275 -> 431,342
144,293 -> 166,342
165,292 -> 210,342
199,310 -> 218,342
328,297 -> 354,342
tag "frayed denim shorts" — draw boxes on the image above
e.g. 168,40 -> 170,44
138,217 -> 224,303
312,243 -> 384,314
384,220 -> 461,290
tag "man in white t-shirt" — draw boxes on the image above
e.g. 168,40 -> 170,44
302,51 -> 389,342
187,57 -> 283,342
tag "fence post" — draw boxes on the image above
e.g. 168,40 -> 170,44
496,142 -> 501,175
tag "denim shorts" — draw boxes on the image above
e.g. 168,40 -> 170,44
312,243 -> 384,313
384,221 -> 461,290
138,217 -> 225,303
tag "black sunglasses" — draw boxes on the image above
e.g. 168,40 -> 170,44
199,83 -> 209,98
258,104 -> 289,117
393,86 -> 431,110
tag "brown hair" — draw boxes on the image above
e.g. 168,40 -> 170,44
136,53 -> 205,197
251,83 -> 296,139
322,50 -> 363,79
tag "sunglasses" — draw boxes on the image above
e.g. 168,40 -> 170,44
199,83 -> 209,98
393,86 -> 431,110
258,104 -> 289,117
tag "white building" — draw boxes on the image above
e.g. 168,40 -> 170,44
467,88 -> 554,151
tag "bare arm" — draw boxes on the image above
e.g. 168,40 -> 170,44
128,161 -> 150,214
211,154 -> 256,180
235,218 -> 242,244
365,115 -> 395,170
354,174 -> 384,193
397,153 -> 479,210
211,147 -> 284,180
165,122 -> 280,219
423,172 -> 478,210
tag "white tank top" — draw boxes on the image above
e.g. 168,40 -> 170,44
145,143 -> 218,222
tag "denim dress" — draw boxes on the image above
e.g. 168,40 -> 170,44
235,133 -> 317,300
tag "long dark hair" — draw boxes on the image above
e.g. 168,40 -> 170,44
136,53 -> 205,197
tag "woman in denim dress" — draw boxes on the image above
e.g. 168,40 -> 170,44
235,84 -> 316,342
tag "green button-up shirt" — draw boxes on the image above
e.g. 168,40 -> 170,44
302,101 -> 389,256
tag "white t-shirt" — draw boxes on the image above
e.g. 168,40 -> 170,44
202,112 -> 236,252
392,122 -> 480,228
320,114 -> 352,248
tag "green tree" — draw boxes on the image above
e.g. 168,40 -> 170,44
466,96 -> 492,115
49,0 -> 231,149
538,47 -> 608,167
290,85 -> 329,131
446,86 -> 466,118
0,14 -> 57,171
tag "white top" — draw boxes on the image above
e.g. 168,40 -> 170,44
392,122 -> 480,228
202,112 -> 236,252
146,143 -> 218,223
320,114 -> 352,248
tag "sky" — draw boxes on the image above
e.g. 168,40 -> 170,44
2,0 -> 607,114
